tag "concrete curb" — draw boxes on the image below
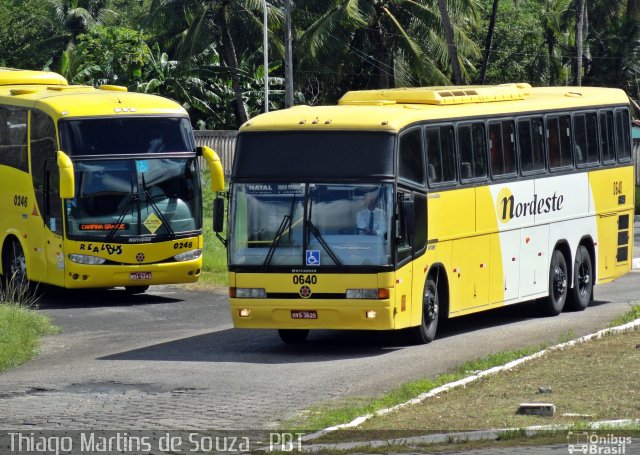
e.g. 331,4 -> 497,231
301,314 -> 640,448
300,419 -> 640,452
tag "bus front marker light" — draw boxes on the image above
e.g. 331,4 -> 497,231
173,249 -> 203,262
72,273 -> 79,280
239,308 -> 251,318
235,288 -> 266,298
365,310 -> 377,319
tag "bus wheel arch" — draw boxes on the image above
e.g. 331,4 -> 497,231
2,235 -> 28,286
567,238 -> 595,311
408,264 -> 449,344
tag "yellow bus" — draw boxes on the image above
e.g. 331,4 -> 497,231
0,68 -> 223,293
216,83 -> 634,343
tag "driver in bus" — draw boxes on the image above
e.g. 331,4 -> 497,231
356,190 -> 385,236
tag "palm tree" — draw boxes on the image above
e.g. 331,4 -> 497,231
539,0 -> 572,85
297,0 -> 479,90
142,0 -> 282,126
478,0 -> 499,84
574,0 -> 586,85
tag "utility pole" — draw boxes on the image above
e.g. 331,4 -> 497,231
284,0 -> 294,107
263,0 -> 269,112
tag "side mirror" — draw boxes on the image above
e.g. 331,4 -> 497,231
197,145 -> 225,192
56,151 -> 75,199
213,196 -> 225,233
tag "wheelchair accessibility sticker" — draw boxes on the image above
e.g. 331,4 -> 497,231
306,250 -> 320,266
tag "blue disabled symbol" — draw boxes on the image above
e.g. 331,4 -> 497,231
306,250 -> 320,266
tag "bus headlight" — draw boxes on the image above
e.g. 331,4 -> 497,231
232,288 -> 267,298
173,249 -> 203,262
68,254 -> 106,265
346,288 -> 390,299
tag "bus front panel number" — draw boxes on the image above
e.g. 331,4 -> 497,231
13,195 -> 27,208
292,275 -> 317,285
174,241 -> 193,249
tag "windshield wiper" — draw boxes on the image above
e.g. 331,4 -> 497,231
107,192 -> 138,242
263,195 -> 297,269
262,214 -> 291,270
141,173 -> 176,239
307,220 -> 342,266
106,172 -> 136,242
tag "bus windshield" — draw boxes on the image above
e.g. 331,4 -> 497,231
59,117 -> 194,156
65,157 -> 201,240
229,183 -> 393,267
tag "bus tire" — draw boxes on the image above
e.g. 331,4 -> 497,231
278,329 -> 309,344
566,245 -> 592,311
539,249 -> 568,316
408,278 -> 439,344
124,285 -> 149,295
3,238 -> 27,287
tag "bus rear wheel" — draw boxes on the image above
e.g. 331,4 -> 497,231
566,245 -> 592,311
408,278 -> 439,344
539,249 -> 568,316
3,238 -> 27,287
278,329 -> 309,344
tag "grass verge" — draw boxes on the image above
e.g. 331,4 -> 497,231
201,171 -> 228,287
289,305 -> 640,452
0,281 -> 59,373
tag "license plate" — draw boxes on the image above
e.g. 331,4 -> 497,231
291,310 -> 317,320
130,272 -> 152,280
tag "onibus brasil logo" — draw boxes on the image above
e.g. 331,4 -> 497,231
497,187 -> 564,223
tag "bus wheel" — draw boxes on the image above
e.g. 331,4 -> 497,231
3,239 -> 27,287
566,246 -> 592,311
124,285 -> 149,295
539,249 -> 568,316
408,278 -> 439,344
278,329 -> 309,344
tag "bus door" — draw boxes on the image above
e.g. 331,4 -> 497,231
396,190 -> 427,328
43,159 -> 65,284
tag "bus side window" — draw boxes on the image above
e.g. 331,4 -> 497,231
426,125 -> 456,186
0,106 -> 28,172
30,110 -> 58,221
489,121 -> 515,176
574,113 -> 600,166
547,115 -> 572,169
518,117 -> 545,173
458,123 -> 487,181
399,128 -> 425,186
615,109 -> 631,161
600,110 -> 616,163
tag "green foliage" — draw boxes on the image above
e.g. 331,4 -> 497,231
63,26 -> 150,85
471,0 -> 548,84
2,0 -> 640,126
0,280 -> 58,373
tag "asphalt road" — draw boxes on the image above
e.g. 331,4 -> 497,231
0,241 -> 639,433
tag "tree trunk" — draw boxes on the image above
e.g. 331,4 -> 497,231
479,0 -> 499,84
437,0 -> 463,84
574,0 -> 586,86
371,20 -> 391,88
214,2 -> 249,126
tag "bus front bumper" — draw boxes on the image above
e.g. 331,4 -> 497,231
63,260 -> 202,289
230,299 -> 396,330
